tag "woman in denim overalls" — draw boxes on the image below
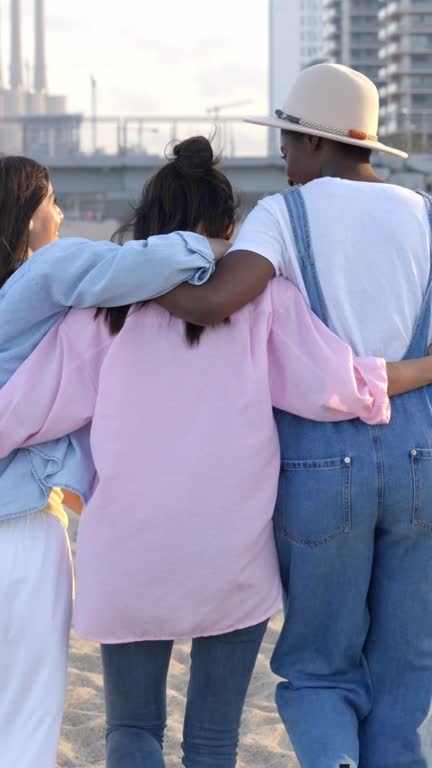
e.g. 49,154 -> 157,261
160,64 -> 432,767
270,185 -> 432,768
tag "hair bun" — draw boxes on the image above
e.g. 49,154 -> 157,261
172,136 -> 214,176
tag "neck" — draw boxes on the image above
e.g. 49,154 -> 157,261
319,158 -> 384,184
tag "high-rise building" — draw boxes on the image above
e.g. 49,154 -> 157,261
324,0 -> 381,85
269,0 -> 324,154
300,0 -> 325,69
379,0 -> 432,153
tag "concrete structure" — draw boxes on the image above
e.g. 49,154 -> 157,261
9,0 -> 24,116
10,0 -> 23,91
34,0 -> 47,95
324,0 -> 381,85
18,113 -> 82,160
0,0 -> 81,157
48,155 -> 288,220
45,152 -> 431,223
379,0 -> 432,154
269,0 -> 301,123
300,0 -> 325,69
0,4 -> 4,90
269,0 -> 324,154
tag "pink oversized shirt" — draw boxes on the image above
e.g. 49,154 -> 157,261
0,279 -> 389,641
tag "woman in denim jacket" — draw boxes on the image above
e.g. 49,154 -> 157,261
0,155 -> 223,768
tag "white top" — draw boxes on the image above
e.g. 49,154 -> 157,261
233,178 -> 432,360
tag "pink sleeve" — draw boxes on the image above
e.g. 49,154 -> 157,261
0,309 -> 111,458
267,279 -> 390,425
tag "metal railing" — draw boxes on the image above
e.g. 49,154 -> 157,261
0,115 -> 270,162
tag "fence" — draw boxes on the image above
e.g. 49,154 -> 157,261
0,115 -> 270,162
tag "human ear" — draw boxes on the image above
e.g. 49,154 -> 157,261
309,135 -> 322,152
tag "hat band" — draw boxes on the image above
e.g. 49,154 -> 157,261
275,110 -> 378,143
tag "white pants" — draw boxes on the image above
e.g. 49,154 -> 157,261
0,511 -> 73,768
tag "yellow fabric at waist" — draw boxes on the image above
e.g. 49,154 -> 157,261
44,487 -> 68,529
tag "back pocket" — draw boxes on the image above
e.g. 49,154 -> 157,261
411,448 -> 432,532
275,456 -> 352,547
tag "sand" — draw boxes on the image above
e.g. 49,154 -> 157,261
57,511 -> 298,767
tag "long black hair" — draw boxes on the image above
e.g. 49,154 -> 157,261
97,136 -> 238,344
0,156 -> 50,288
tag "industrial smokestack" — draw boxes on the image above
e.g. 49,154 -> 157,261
10,0 -> 23,89
34,0 -> 47,93
0,3 -> 4,89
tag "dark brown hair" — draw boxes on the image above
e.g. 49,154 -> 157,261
97,136 -> 238,344
0,156 -> 50,288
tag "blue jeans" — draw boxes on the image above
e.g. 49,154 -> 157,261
101,620 -> 268,768
271,186 -> 432,768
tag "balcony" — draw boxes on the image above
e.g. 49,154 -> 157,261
380,82 -> 400,98
379,41 -> 400,56
379,0 -> 432,19
379,20 -> 400,39
324,5 -> 338,21
380,37 -> 432,56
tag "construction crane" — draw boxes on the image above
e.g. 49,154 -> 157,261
206,99 -> 252,119
206,100 -> 252,157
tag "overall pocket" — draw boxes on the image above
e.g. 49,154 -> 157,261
411,448 -> 432,532
275,456 -> 352,547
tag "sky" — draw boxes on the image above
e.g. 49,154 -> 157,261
2,0 -> 270,120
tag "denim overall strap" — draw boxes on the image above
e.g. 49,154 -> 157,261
280,187 -> 330,325
280,187 -> 432,360
404,191 -> 432,359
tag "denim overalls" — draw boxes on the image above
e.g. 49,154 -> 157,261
272,186 -> 432,768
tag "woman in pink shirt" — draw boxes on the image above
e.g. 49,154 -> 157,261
0,138 -> 431,768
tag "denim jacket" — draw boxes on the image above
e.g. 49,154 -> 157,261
0,232 -> 214,520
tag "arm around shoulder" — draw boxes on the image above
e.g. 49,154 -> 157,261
157,249 -> 275,325
156,198 -> 285,324
3,232 -> 216,310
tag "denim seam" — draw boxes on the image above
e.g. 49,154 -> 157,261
284,528 -> 350,549
370,426 -> 385,523
344,457 -> 352,534
283,464 -> 347,471
411,449 -> 432,531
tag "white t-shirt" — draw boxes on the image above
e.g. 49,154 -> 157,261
233,178 -> 431,360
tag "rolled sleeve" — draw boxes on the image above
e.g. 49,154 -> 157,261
353,357 -> 391,425
177,232 -> 216,284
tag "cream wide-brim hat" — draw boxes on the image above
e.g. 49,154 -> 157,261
246,63 -> 408,160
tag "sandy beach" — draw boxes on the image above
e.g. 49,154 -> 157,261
57,511 -> 298,768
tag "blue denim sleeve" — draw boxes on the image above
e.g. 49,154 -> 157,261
0,232 -> 215,384
2,231 -> 214,306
